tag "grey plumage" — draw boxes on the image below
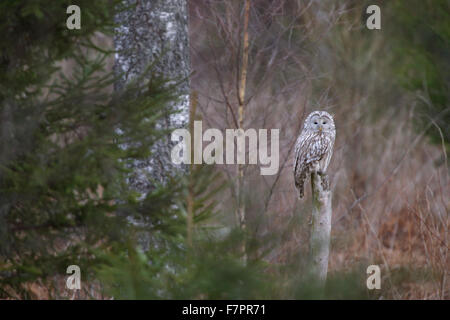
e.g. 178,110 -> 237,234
294,111 -> 336,198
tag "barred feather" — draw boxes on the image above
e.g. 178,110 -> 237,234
293,111 -> 335,198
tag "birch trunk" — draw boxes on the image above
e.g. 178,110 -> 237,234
114,0 -> 190,194
309,172 -> 332,287
236,0 -> 251,263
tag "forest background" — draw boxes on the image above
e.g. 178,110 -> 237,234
0,0 -> 448,299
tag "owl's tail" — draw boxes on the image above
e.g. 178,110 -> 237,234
295,165 -> 309,199
295,172 -> 306,199
298,185 -> 304,199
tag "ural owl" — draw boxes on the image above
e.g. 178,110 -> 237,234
294,111 -> 336,198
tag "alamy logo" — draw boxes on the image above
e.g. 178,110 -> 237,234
366,5 -> 381,30
171,121 -> 279,175
66,265 -> 81,290
366,265 -> 381,289
66,5 -> 81,30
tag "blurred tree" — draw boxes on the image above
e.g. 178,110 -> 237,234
387,0 -> 449,155
114,0 -> 191,194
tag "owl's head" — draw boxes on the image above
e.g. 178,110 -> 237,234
304,111 -> 335,133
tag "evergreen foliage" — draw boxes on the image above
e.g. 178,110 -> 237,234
0,0 -> 186,298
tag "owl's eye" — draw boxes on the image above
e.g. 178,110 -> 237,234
323,121 -> 327,124
314,122 -> 318,125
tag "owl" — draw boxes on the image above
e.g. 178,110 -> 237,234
294,111 -> 336,198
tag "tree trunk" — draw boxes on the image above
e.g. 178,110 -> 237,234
236,0 -> 251,263
114,0 -> 190,194
309,171 -> 332,287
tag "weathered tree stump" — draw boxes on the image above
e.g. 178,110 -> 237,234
308,169 -> 332,287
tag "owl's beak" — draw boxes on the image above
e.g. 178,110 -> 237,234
319,126 -> 323,133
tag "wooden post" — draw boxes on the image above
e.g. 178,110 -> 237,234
309,171 -> 332,287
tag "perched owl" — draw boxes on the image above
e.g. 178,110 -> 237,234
294,111 -> 336,198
